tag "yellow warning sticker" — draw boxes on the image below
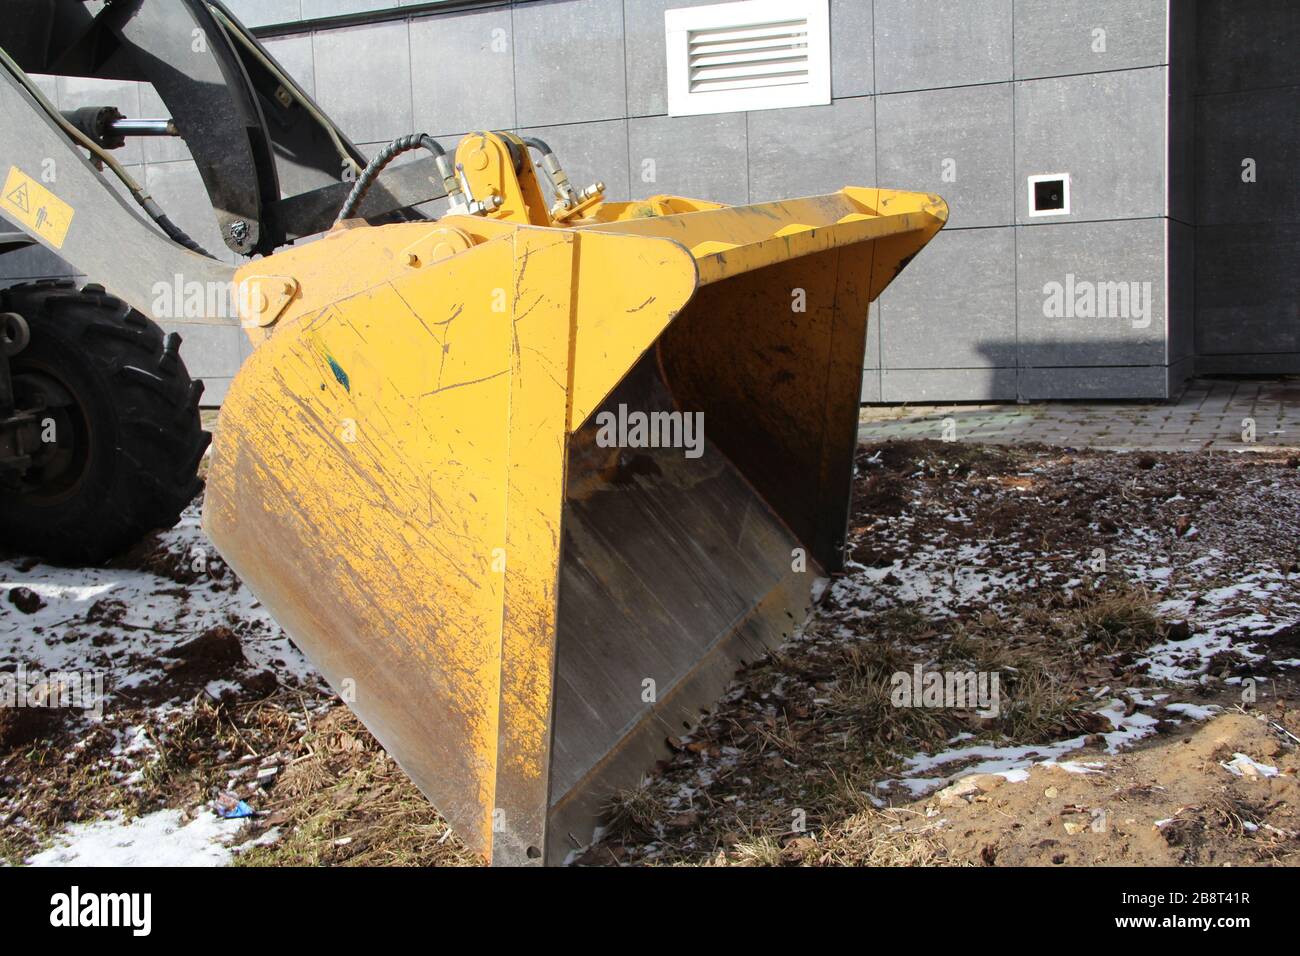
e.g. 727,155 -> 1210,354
2,166 -> 74,249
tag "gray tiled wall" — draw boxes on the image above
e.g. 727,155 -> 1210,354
2,0 -> 1237,404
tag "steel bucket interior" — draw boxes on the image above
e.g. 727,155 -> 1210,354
545,244 -> 869,862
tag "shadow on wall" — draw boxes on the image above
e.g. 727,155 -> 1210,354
1004,338 -> 1183,403
864,337 -> 1183,406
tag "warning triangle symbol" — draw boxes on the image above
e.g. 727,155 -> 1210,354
6,182 -> 30,213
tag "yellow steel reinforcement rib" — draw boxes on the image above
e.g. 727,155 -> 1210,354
585,187 -> 947,288
202,183 -> 947,864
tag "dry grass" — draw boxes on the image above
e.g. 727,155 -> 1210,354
996,664 -> 1082,743
604,779 -> 662,843
824,641 -> 953,753
735,808 -> 958,867
232,707 -> 479,867
815,812 -> 956,867
0,690 -> 479,867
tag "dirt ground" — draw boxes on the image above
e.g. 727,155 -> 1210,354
581,441 -> 1300,866
865,711 -> 1300,867
2,439 -> 1298,866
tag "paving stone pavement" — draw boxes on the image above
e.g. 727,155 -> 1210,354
201,377 -> 1299,456
858,377 -> 1300,453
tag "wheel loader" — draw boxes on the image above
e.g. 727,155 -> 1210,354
0,1 -> 946,864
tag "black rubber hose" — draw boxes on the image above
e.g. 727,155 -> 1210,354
337,134 -> 453,223
141,198 -> 213,257
522,137 -> 578,206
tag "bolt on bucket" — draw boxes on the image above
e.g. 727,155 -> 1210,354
202,185 -> 947,865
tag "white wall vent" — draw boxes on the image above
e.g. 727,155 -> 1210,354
665,0 -> 831,117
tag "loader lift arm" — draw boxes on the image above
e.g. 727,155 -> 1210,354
2,0 -> 448,266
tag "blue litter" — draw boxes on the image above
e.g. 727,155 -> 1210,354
214,793 -> 255,819
221,800 -> 254,819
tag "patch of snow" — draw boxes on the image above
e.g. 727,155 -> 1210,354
835,543 -> 1023,619
25,809 -> 249,867
881,698 -> 1165,797
1126,689 -> 1168,707
1164,702 -> 1221,720
0,505 -> 318,710
1040,759 -> 1106,775
1138,610 -> 1270,684
889,776 -> 946,797
1092,699 -> 1163,751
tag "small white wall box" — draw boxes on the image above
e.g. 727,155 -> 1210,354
1028,173 -> 1071,216
665,0 -> 831,117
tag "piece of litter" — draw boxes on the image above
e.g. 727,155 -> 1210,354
213,792 -> 255,819
1271,721 -> 1300,746
1220,753 -> 1279,778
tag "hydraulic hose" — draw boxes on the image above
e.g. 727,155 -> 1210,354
336,134 -> 463,224
522,137 -> 577,206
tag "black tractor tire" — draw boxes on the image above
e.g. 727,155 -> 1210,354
0,279 -> 210,564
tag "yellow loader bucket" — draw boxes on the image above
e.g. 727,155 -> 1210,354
203,184 -> 946,865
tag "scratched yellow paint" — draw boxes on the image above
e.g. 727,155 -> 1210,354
207,235 -> 521,852
491,229 -> 574,855
202,173 -> 948,863
583,188 -> 948,289
205,222 -> 710,860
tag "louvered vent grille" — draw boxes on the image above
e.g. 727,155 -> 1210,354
687,20 -> 812,94
666,1 -> 830,116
